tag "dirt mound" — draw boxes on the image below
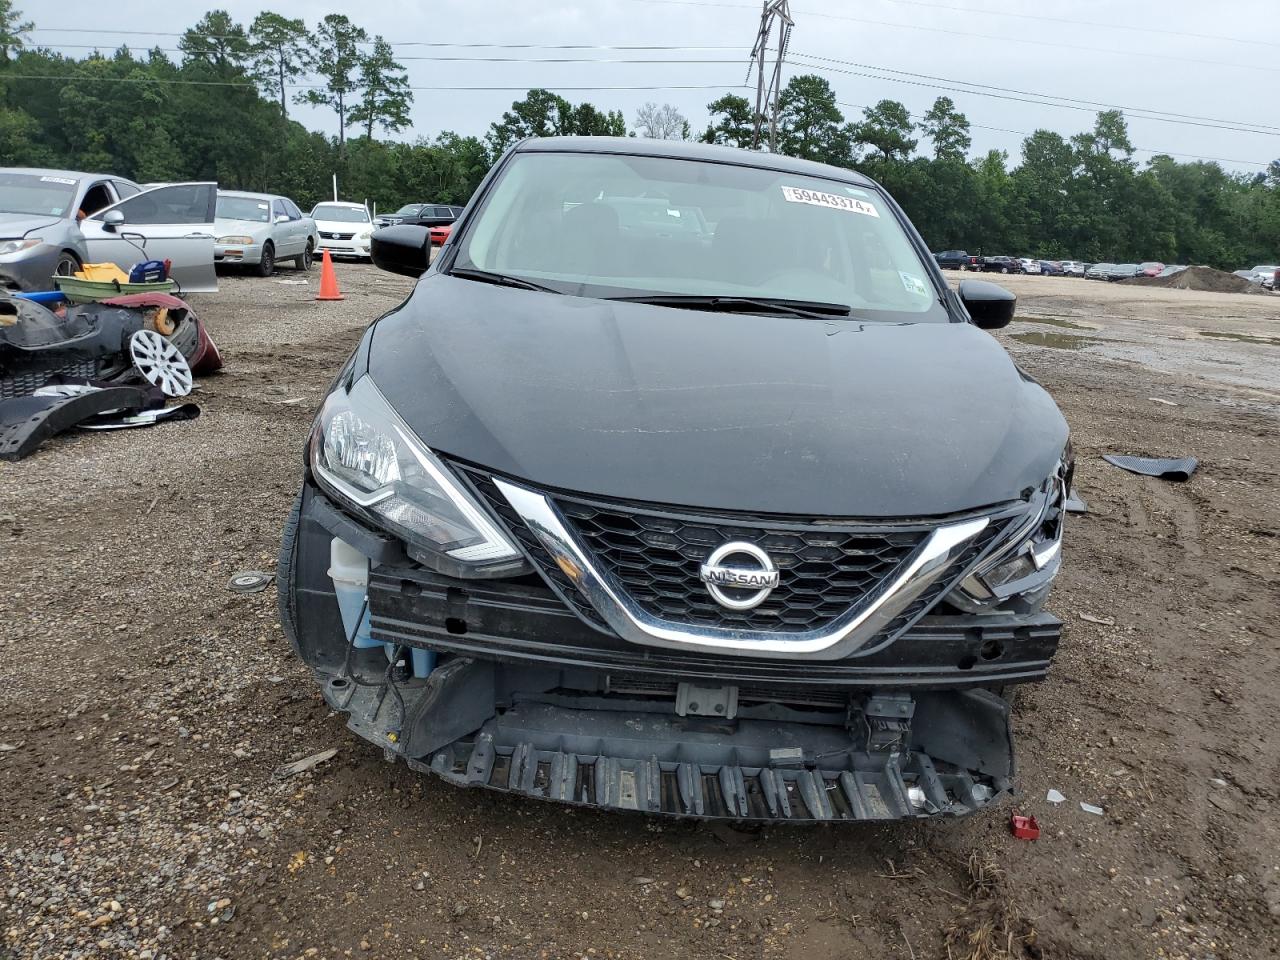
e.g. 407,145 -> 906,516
1124,265 -> 1270,295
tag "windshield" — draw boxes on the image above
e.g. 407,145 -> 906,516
217,195 -> 271,223
313,204 -> 369,223
394,204 -> 423,216
453,152 -> 947,321
0,172 -> 79,218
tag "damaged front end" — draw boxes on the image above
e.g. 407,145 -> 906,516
281,470 -> 1061,822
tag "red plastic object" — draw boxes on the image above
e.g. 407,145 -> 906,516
1010,814 -> 1040,840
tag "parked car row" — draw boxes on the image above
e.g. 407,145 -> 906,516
374,203 -> 462,245
1232,265 -> 1279,289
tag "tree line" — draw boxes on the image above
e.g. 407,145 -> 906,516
1,2 -> 1276,266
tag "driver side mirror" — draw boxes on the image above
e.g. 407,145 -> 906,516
102,209 -> 125,232
371,225 -> 431,278
958,278 -> 1016,330
275,214 -> 289,223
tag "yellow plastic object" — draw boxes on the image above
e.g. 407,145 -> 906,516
149,308 -> 175,336
76,262 -> 130,283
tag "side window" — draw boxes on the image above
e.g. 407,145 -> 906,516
112,180 -> 141,199
79,182 -> 116,219
272,200 -> 288,222
96,184 -> 216,225
284,199 -> 303,219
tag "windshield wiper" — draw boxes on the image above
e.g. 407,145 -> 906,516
610,294 -> 851,320
449,267 -> 561,294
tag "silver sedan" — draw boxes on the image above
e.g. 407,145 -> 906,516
0,168 -> 218,292
214,191 -> 319,277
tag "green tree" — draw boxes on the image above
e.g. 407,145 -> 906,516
919,96 -> 970,161
296,13 -> 370,147
567,102 -> 625,137
348,37 -> 413,139
178,10 -> 252,79
0,105 -> 42,164
487,89 -> 571,154
776,74 -> 848,164
248,12 -> 312,119
700,93 -> 754,148
851,100 -> 917,163
0,0 -> 31,64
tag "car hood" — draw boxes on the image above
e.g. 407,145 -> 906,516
315,220 -> 369,232
0,213 -> 65,239
214,218 -> 270,236
366,275 -> 1068,517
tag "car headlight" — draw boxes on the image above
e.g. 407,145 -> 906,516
310,376 -> 521,574
949,444 -> 1072,613
0,238 -> 41,257
217,235 -> 254,245
357,230 -> 372,240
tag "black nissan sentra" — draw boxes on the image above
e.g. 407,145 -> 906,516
279,137 -> 1071,822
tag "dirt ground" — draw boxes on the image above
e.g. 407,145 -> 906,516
2,266 -> 1278,960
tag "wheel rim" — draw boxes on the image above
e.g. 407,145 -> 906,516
55,256 -> 78,277
129,330 -> 193,397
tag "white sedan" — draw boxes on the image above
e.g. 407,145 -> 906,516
311,202 -> 374,260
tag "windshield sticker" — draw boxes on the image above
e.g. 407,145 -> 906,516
900,272 -> 930,297
781,186 -> 879,218
40,176 -> 77,185
257,202 -> 269,209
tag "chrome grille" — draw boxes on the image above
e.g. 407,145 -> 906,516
556,498 -> 925,630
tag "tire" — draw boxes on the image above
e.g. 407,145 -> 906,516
55,251 -> 81,278
276,492 -> 303,660
256,242 -> 276,278
294,240 -> 314,271
1000,266 -> 1009,274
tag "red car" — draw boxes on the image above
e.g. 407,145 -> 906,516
428,223 -> 452,246
1139,261 -> 1166,277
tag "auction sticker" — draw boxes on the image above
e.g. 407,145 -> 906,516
781,185 -> 879,218
900,272 -> 930,297
40,176 -> 76,185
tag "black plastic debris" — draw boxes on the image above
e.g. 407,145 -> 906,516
228,571 -> 275,594
0,387 -> 147,461
1102,454 -> 1198,481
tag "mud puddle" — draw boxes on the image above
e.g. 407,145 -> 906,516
1010,331 -> 1101,350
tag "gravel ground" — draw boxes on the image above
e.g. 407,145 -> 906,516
1,265 -> 1277,959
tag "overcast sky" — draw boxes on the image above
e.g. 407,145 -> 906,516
25,0 -> 1280,173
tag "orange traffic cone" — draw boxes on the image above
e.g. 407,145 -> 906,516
316,249 -> 344,301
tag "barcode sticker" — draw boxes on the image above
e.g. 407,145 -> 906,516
781,186 -> 879,218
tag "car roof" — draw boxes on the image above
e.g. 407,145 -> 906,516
314,201 -> 366,208
220,190 -> 282,201
514,137 -> 878,187
0,167 -> 127,182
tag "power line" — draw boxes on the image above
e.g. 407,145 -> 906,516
623,0 -> 1279,75
26,31 -> 746,52
795,54 -> 1280,136
875,0 -> 1278,51
0,72 -> 745,93
26,44 -> 749,65
790,57 -> 1280,138
836,101 -> 1273,168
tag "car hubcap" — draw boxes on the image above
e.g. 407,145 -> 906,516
129,330 -> 193,397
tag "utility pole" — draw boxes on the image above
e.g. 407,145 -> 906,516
748,0 -> 793,152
